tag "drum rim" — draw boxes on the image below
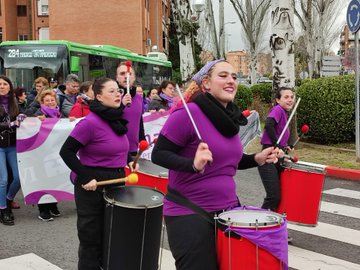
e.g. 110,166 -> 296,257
104,185 -> 164,209
127,159 -> 168,178
217,209 -> 284,228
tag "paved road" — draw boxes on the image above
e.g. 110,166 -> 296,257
1,168 -> 359,270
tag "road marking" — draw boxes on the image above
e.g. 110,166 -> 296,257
289,245 -> 360,270
0,253 -> 62,270
323,188 -> 360,200
320,201 -> 360,219
287,222 -> 360,246
159,248 -> 176,269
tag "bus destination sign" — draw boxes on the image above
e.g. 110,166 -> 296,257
7,48 -> 57,58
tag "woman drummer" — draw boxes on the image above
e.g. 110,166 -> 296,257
151,59 -> 280,270
59,77 -> 138,270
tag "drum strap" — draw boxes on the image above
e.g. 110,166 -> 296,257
166,187 -> 215,225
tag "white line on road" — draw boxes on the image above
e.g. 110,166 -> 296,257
289,245 -> 360,270
287,222 -> 360,246
320,201 -> 360,219
323,188 -> 360,200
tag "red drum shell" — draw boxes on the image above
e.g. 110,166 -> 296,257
216,209 -> 285,270
276,162 -> 325,226
126,159 -> 168,194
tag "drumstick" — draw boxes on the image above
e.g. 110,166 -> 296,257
283,154 -> 298,163
175,84 -> 202,141
125,60 -> 132,95
276,97 -> 301,146
132,140 -> 149,170
292,124 -> 310,148
96,173 -> 138,186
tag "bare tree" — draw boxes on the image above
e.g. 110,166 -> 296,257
229,0 -> 271,85
293,0 -> 344,78
171,0 -> 196,81
196,0 -> 220,59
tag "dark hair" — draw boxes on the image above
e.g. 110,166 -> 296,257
275,86 -> 294,100
14,87 -> 26,98
92,77 -> 113,98
147,88 -> 158,97
0,75 -> 19,118
158,80 -> 176,95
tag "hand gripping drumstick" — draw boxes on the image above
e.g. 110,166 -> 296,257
175,84 -> 202,141
125,60 -> 132,95
276,97 -> 301,146
132,140 -> 149,170
96,173 -> 138,186
292,124 -> 310,148
283,154 -> 298,163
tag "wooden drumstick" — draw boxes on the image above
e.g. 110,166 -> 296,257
96,173 -> 138,186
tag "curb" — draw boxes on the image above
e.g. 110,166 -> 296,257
295,161 -> 360,181
325,166 -> 360,181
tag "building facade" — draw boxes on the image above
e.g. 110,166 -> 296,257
226,50 -> 272,78
0,0 -> 170,55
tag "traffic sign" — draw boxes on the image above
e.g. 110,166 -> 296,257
347,0 -> 360,33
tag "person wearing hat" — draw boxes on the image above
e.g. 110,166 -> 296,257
151,59 -> 281,270
49,78 -> 58,90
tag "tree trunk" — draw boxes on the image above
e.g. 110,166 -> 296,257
271,0 -> 297,144
171,0 -> 196,81
271,0 -> 295,94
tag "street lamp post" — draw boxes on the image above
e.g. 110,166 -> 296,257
220,21 -> 236,58
192,0 -> 206,20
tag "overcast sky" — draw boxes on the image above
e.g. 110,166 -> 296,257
210,0 -> 349,53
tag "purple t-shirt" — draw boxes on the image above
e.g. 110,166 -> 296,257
122,94 -> 144,152
69,112 -> 129,168
261,104 -> 289,147
161,103 -> 243,216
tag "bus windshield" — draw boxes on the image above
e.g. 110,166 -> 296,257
0,45 -> 68,90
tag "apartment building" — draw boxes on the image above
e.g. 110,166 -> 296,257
226,50 -> 272,78
0,0 -> 170,55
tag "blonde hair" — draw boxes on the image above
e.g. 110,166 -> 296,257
38,89 -> 58,104
34,77 -> 49,88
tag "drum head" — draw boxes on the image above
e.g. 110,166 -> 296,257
104,186 -> 164,209
218,209 -> 284,228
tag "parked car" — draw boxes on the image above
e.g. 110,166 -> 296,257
257,77 -> 272,83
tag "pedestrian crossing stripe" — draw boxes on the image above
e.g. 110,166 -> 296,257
320,201 -> 360,219
288,245 -> 360,270
287,222 -> 360,246
323,188 -> 360,200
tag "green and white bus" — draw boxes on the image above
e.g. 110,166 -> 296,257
0,40 -> 172,91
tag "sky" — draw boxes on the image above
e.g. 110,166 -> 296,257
209,0 -> 349,53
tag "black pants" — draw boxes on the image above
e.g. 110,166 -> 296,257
165,214 -> 219,270
38,202 -> 58,213
74,167 -> 125,270
257,161 -> 282,211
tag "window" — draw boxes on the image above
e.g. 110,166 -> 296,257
18,34 -> 29,41
37,0 -> 49,16
17,5 -> 27,17
0,28 -> 2,43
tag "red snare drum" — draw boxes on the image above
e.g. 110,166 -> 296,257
126,159 -> 168,194
276,162 -> 325,226
216,209 -> 286,270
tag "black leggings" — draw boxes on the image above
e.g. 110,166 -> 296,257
75,167 -> 125,270
165,214 -> 219,270
258,161 -> 282,211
